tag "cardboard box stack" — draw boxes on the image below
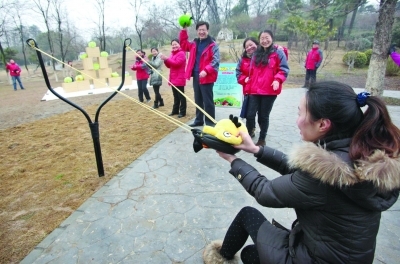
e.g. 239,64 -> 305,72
62,43 -> 132,93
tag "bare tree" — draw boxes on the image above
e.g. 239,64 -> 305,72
10,1 -> 30,73
51,0 -> 75,68
207,0 -> 221,24
249,0 -> 274,17
151,4 -> 181,33
365,0 -> 398,95
93,0 -> 106,51
0,0 -> 9,69
176,0 -> 210,23
220,0 -> 234,25
33,0 -> 59,81
0,0 -> 12,84
129,0 -> 148,50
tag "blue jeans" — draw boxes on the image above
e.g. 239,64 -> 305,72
246,95 -> 277,141
137,79 -> 150,102
12,76 -> 24,90
192,74 -> 215,125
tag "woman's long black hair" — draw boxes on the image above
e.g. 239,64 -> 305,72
254,30 -> 274,66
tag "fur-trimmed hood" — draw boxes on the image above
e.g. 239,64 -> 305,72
288,141 -> 400,193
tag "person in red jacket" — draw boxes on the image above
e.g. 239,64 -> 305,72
179,21 -> 220,127
6,59 -> 25,91
303,40 -> 323,88
130,50 -> 151,103
160,39 -> 187,118
246,30 -> 289,146
236,37 -> 259,137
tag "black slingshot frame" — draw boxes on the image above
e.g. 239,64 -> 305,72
26,38 -> 132,177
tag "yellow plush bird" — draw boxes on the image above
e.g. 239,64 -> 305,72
191,115 -> 248,154
203,115 -> 248,145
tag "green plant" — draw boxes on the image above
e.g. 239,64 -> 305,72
55,174 -> 64,180
364,49 -> 373,65
342,51 -> 367,68
386,57 -> 400,76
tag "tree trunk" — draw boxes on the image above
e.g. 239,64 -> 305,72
19,27 -> 29,74
365,0 -> 398,95
0,41 -> 12,85
347,0 -> 362,37
325,18 -> 333,50
0,41 -> 6,70
338,13 -> 348,47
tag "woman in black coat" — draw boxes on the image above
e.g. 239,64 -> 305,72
203,81 -> 400,264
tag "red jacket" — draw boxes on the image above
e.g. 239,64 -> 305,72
247,48 -> 289,96
236,56 -> 252,95
130,59 -> 150,80
6,62 -> 22,77
305,47 -> 323,70
179,29 -> 220,84
164,48 -> 186,87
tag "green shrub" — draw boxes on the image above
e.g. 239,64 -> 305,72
342,51 -> 368,68
364,49 -> 373,65
386,57 -> 400,76
147,54 -> 153,60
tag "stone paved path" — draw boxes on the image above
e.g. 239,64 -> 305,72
22,88 -> 400,264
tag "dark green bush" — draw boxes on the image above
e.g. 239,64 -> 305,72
342,51 -> 368,68
364,49 -> 373,65
386,57 -> 400,76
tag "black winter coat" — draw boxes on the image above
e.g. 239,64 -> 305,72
229,138 -> 400,264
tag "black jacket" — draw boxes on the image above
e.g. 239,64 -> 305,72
229,138 -> 400,263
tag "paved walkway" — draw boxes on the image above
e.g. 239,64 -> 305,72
22,88 -> 400,264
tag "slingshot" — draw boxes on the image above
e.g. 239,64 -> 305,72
26,38 -> 135,177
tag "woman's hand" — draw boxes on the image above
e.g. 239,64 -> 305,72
271,80 -> 279,91
160,54 -> 167,60
199,70 -> 207,78
217,151 -> 237,163
234,131 -> 260,154
217,131 -> 260,162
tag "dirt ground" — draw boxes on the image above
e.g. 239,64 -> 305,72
1,53 -> 399,263
0,65 -> 199,263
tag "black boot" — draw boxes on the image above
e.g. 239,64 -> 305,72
152,101 -> 159,109
159,98 -> 164,107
